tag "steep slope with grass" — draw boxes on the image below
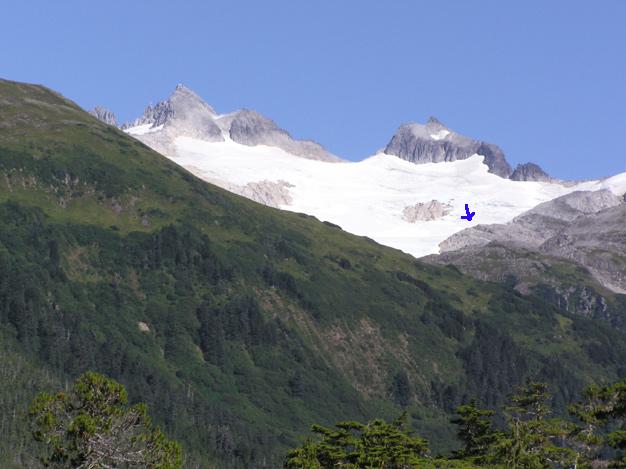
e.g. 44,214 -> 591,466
0,78 -> 625,467
424,244 -> 626,330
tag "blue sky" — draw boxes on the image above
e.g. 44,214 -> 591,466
3,1 -> 624,179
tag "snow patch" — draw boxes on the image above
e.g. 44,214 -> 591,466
430,129 -> 450,140
126,124 -> 163,135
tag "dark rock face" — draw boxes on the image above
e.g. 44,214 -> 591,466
384,118 -> 513,178
225,109 -> 340,161
228,109 -> 288,145
89,106 -> 117,127
510,162 -> 552,182
144,100 -> 174,128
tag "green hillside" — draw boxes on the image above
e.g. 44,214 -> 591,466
0,78 -> 624,467
424,244 -> 626,330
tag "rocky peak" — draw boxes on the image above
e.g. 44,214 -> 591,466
384,120 -> 513,178
124,84 -> 222,142
510,162 -> 552,182
89,106 -> 117,127
123,85 -> 340,161
425,116 -> 448,132
168,84 -> 217,118
427,116 -> 443,126
228,109 -> 287,144
226,108 -> 339,161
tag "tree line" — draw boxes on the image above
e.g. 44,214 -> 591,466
284,378 -> 626,468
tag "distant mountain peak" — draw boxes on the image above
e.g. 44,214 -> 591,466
123,85 -> 339,161
122,84 -> 222,142
89,106 -> 117,127
510,162 -> 553,182
168,83 -> 217,116
228,108 -> 286,142
223,108 -> 339,161
426,116 -> 445,127
384,119 -> 513,178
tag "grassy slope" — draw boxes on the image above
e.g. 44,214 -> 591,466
424,244 -> 626,330
0,79 -> 624,467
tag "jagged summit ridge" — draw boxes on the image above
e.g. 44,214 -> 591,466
76,80 -> 626,260
89,106 -> 117,127
384,118 -> 513,178
123,85 -> 339,162
122,84 -> 222,143
95,88 -> 549,175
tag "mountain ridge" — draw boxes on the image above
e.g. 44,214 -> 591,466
2,77 -> 626,467
83,85 -> 626,260
120,84 -> 340,162
383,118 -> 514,178
92,84 -> 559,181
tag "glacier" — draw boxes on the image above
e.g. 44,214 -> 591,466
124,128 -> 626,258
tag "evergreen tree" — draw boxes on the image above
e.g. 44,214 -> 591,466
603,378 -> 626,467
29,372 -> 182,468
489,381 -> 578,468
286,378 -> 626,468
391,371 -> 412,407
574,378 -> 626,467
284,413 -> 429,468
451,400 -> 499,463
567,383 -> 606,466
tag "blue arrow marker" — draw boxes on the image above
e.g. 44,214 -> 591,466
461,204 -> 475,221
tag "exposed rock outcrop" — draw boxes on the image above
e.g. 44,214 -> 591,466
89,106 -> 117,127
384,117 -> 513,178
510,162 -> 553,182
434,189 -> 626,293
218,109 -> 340,161
424,243 -> 618,322
402,200 -> 451,222
240,179 -> 294,207
439,190 -> 622,252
